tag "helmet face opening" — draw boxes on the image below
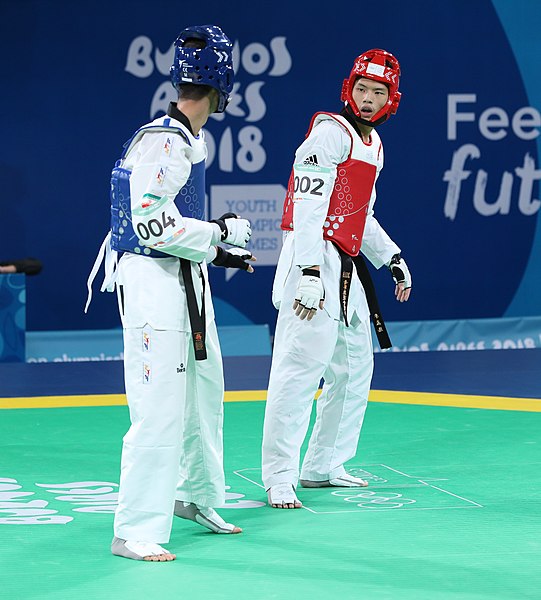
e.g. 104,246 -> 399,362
170,25 -> 234,113
340,49 -> 401,126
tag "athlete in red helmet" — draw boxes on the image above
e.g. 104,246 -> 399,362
262,49 -> 412,509
341,48 -> 402,126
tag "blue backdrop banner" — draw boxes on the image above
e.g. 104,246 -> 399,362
1,0 -> 540,332
0,274 -> 26,362
375,316 -> 541,353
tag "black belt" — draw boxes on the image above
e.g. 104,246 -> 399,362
179,259 -> 207,361
337,247 -> 392,350
352,254 -> 392,350
339,253 -> 354,328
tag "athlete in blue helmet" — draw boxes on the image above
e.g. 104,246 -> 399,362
103,25 -> 254,561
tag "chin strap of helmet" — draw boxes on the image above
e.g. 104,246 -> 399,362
341,104 -> 389,130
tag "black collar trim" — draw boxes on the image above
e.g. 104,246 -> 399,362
167,102 -> 194,136
340,106 -> 364,137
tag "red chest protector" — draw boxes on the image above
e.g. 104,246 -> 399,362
281,112 -> 378,256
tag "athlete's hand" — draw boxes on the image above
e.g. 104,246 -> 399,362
210,212 -> 252,248
293,268 -> 324,321
212,246 -> 256,273
387,254 -> 412,302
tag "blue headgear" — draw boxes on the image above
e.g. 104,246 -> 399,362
170,25 -> 234,114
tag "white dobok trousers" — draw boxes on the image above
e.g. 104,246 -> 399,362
113,254 -> 225,543
262,270 -> 374,489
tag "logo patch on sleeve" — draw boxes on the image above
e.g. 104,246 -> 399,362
143,362 -> 151,384
163,137 -> 172,156
142,331 -> 151,352
156,167 -> 167,186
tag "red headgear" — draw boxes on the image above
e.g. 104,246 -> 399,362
341,49 -> 401,125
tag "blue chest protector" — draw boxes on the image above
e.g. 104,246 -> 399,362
110,122 -> 205,258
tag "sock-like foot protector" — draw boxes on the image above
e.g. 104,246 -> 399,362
111,536 -> 175,561
300,473 -> 369,488
174,501 -> 242,534
267,483 -> 303,508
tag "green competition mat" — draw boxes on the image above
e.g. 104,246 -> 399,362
1,399 -> 540,600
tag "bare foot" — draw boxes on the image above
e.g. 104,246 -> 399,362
267,483 -> 303,509
174,501 -> 242,534
300,474 -> 369,488
111,537 -> 176,561
144,552 -> 176,562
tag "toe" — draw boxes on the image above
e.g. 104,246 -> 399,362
144,552 -> 176,561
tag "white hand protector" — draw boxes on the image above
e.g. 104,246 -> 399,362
293,269 -> 325,321
387,254 -> 412,302
210,212 -> 252,248
223,216 -> 251,247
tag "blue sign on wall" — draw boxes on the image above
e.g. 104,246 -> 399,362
0,274 -> 26,362
1,0 -> 539,332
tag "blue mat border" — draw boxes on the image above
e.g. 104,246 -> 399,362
0,349 -> 539,400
